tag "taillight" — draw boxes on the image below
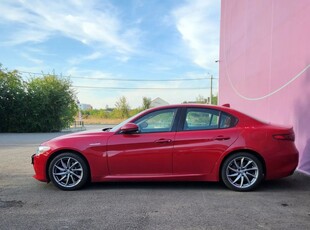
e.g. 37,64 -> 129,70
273,133 -> 295,141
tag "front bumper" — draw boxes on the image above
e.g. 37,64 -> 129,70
31,153 -> 48,182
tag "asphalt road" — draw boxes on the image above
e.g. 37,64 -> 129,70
0,130 -> 310,230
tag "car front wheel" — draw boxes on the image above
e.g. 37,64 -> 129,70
221,152 -> 264,191
48,152 -> 88,190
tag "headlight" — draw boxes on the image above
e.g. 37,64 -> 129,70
36,146 -> 51,155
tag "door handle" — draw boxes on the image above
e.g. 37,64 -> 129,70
215,135 -> 231,141
155,138 -> 172,144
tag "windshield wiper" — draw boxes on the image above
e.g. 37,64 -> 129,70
102,127 -> 112,132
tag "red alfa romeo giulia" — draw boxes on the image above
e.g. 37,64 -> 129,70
31,104 -> 299,191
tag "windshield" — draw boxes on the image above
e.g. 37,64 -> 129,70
109,110 -> 145,132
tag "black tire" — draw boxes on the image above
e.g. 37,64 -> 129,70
48,152 -> 89,191
221,152 -> 264,191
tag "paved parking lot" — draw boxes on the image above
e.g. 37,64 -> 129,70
0,131 -> 310,230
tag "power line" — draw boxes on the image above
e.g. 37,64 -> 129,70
72,85 -> 212,90
69,76 -> 213,81
15,70 -> 218,82
1,68 -> 218,90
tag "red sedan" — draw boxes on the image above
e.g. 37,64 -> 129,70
32,104 -> 299,191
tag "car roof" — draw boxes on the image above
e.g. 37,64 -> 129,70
147,103 -> 235,113
145,104 -> 260,123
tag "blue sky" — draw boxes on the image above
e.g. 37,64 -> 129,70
0,0 -> 220,108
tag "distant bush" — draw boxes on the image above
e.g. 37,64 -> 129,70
81,96 -> 145,121
0,66 -> 77,132
81,107 -> 142,120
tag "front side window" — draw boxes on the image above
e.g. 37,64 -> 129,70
184,108 -> 220,131
134,109 -> 177,133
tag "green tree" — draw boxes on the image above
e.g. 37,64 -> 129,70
26,75 -> 78,132
141,97 -> 151,110
114,96 -> 130,118
211,94 -> 218,105
0,64 -> 78,132
195,94 -> 218,105
0,67 -> 28,132
196,94 -> 207,104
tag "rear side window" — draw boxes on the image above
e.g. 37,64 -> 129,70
184,108 -> 220,130
220,112 -> 238,128
183,108 -> 238,131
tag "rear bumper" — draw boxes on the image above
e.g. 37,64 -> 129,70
265,151 -> 299,180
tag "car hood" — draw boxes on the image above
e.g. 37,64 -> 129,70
42,129 -> 114,148
61,129 -> 112,137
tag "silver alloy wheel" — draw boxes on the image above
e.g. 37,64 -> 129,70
52,156 -> 83,188
226,156 -> 259,189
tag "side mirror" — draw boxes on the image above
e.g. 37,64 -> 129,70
120,123 -> 139,134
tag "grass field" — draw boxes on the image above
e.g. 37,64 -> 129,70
82,117 -> 125,125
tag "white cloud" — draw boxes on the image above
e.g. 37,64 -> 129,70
65,67 -> 121,88
76,86 -> 210,109
0,0 -> 139,56
172,0 -> 220,70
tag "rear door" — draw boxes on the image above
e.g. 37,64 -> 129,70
173,108 -> 240,175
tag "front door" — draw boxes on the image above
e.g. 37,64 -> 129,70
107,108 -> 178,175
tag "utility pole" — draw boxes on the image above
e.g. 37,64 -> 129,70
210,75 -> 213,105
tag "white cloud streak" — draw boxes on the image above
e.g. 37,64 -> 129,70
20,52 -> 43,64
68,51 -> 103,65
64,68 -> 212,108
172,0 -> 220,70
0,0 -> 139,55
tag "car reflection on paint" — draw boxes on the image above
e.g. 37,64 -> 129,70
32,104 -> 298,191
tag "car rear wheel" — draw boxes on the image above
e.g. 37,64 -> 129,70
48,152 -> 88,191
221,152 -> 264,191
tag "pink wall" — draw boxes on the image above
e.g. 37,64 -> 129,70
219,0 -> 310,174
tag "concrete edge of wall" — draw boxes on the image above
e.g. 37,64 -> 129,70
297,169 -> 310,176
